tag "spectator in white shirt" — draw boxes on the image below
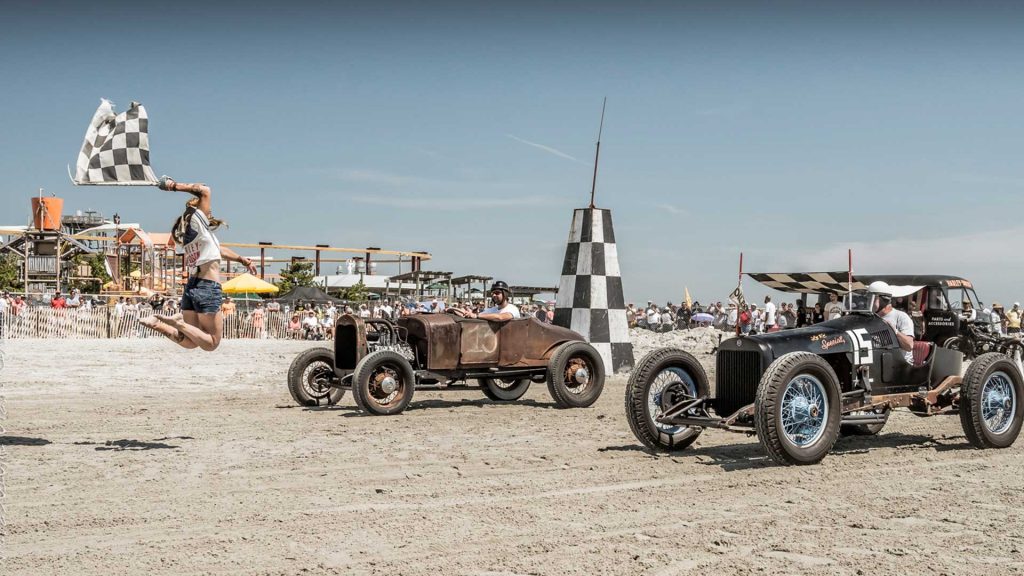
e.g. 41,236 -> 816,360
763,296 -> 777,332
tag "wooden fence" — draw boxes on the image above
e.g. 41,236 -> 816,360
0,308 -> 305,340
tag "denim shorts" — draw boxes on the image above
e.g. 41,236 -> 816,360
180,277 -> 223,314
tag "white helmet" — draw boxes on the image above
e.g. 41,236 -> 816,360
867,281 -> 893,311
867,281 -> 893,297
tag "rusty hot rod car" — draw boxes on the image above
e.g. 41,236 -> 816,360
287,313 -> 605,415
624,288 -> 1024,466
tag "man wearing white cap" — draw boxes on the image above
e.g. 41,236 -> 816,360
869,281 -> 914,363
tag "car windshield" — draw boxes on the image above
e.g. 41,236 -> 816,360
844,291 -> 873,313
947,287 -> 981,313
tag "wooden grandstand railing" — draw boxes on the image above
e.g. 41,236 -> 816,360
0,308 -> 306,340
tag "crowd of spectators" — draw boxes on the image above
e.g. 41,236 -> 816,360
276,297 -> 555,340
0,289 -> 556,340
4,287 -> 1024,342
629,294 -> 843,334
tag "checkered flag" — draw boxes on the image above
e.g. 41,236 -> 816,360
553,208 -> 634,374
746,272 -> 867,294
73,99 -> 158,186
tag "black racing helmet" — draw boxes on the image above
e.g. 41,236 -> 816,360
489,280 -> 510,297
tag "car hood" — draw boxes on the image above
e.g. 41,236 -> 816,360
721,313 -> 892,358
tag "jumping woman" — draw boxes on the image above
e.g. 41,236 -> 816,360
139,176 -> 257,351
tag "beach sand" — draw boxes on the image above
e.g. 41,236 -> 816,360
4,334 -> 1024,575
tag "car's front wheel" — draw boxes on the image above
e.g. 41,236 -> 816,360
351,350 -> 416,416
754,352 -> 841,466
624,348 -> 709,452
477,378 -> 531,401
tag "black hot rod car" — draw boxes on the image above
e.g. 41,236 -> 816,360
287,313 -> 605,415
625,290 -> 1024,466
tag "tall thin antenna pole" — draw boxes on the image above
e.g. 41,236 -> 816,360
589,97 -> 607,208
736,252 -> 744,336
848,248 -> 853,307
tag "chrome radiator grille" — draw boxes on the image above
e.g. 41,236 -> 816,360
714,350 -> 764,416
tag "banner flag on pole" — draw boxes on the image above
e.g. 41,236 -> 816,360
728,285 -> 746,310
73,99 -> 158,186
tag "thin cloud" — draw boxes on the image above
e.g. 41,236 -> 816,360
348,194 -> 556,210
695,104 -> 751,117
335,169 -> 433,187
506,134 -> 589,165
949,173 -> 1024,187
658,203 -> 687,216
757,227 -> 1024,272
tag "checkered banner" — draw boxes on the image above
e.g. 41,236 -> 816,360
73,99 -> 158,186
553,208 -> 634,374
746,272 -> 866,294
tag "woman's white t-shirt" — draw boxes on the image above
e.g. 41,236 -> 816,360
182,210 -> 221,270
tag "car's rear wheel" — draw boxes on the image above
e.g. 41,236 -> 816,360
624,348 -> 709,452
287,347 -> 345,406
477,377 -> 531,401
546,342 -> 605,408
754,352 -> 841,466
351,350 -> 416,416
960,352 -> 1024,449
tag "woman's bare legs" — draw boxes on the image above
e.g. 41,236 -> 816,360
156,310 -> 223,351
139,315 -> 199,349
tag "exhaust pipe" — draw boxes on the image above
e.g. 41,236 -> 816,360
841,414 -> 888,425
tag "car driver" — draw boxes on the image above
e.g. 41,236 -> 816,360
961,299 -> 977,322
869,281 -> 915,364
452,281 -> 521,321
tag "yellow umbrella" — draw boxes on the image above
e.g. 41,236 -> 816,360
684,286 -> 692,309
221,273 -> 280,294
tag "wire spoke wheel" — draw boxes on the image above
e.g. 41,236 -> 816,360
780,375 -> 829,447
493,378 -> 519,390
624,348 -> 709,452
547,342 -> 605,409
301,360 -> 335,400
647,367 -> 697,435
981,371 -> 1016,435
563,356 -> 595,395
367,365 -> 405,408
478,377 -> 531,401
352,350 -> 416,415
754,352 -> 841,466
960,353 -> 1024,449
287,348 -> 344,406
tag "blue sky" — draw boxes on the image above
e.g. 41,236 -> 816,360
3,1 -> 1024,306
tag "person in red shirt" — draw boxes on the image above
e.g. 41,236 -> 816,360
51,291 -> 67,309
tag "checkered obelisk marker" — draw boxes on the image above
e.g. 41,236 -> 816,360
553,207 -> 634,374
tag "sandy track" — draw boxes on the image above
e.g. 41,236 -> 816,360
4,338 -> 1024,575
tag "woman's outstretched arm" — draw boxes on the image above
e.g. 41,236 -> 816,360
158,176 -> 211,216
221,245 -> 258,275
